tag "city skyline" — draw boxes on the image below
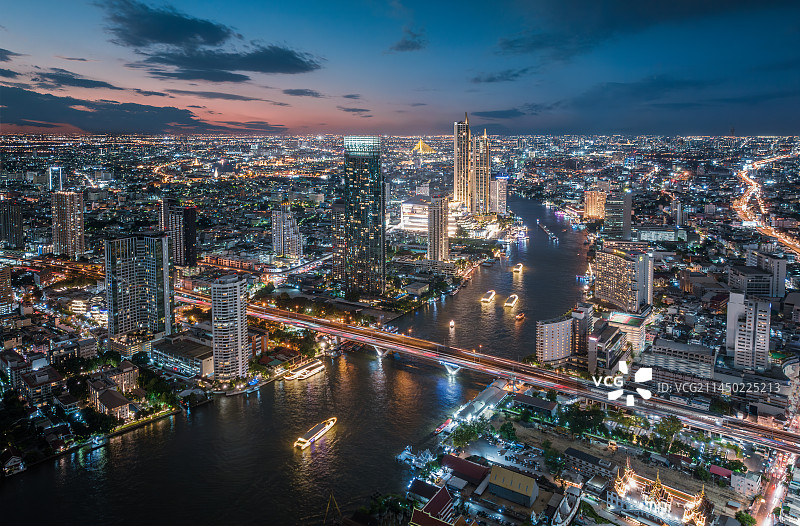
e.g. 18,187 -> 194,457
1,0 -> 799,136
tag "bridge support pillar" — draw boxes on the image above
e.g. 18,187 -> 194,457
441,361 -> 461,375
375,347 -> 389,358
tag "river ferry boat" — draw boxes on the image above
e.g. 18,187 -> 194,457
294,417 -> 337,449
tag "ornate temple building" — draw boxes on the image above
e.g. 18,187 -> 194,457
607,459 -> 716,526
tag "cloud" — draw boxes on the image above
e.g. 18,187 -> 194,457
166,89 -> 262,101
389,27 -> 427,52
132,88 -> 170,97
472,109 -> 526,119
0,85 -> 281,134
219,120 -> 286,132
708,89 -> 799,106
408,102 -> 427,106
166,88 -> 289,105
521,102 -> 560,114
99,0 -> 236,48
56,56 -> 90,62
342,93 -> 361,99
497,0 -> 798,62
282,88 -> 323,97
471,67 -> 535,83
99,1 -> 322,82
33,68 -> 124,90
0,48 -> 23,62
337,106 -> 371,113
564,75 -> 717,109
0,68 -> 19,78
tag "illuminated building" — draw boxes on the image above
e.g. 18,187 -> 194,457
536,314 -> 574,365
48,166 -> 63,191
0,201 -> 23,248
727,292 -> 771,371
472,130 -> 491,213
453,114 -> 471,209
52,191 -> 85,259
331,201 -> 346,282
272,201 -> 302,259
160,198 -> 197,267
337,136 -> 385,296
588,321 -> 629,376
594,249 -> 653,313
604,191 -> 632,240
427,195 -> 449,262
682,487 -> 713,526
211,275 -> 249,381
745,249 -> 786,297
105,232 -> 175,341
411,139 -> 435,154
490,176 -> 508,215
584,190 -> 606,220
0,266 -> 11,315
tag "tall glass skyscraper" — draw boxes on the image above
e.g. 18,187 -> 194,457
335,136 -> 385,296
52,191 -> 85,259
211,275 -> 249,381
272,201 -> 302,259
160,198 -> 197,267
472,130 -> 491,213
453,114 -> 471,209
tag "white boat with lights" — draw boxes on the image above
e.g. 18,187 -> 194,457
284,359 -> 323,380
513,263 -> 523,273
296,360 -> 325,380
480,290 -> 496,302
504,294 -> 519,307
449,320 -> 455,328
294,417 -> 337,449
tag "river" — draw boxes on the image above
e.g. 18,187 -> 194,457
0,197 -> 587,525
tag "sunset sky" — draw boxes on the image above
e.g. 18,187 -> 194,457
1,0 -> 799,135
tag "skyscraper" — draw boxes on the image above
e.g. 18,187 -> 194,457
453,114 -> 471,208
52,191 -> 85,259
0,200 -> 24,248
272,201 -> 302,259
594,248 -> 653,313
0,266 -> 12,315
489,176 -> 508,215
472,130 -> 491,213
331,201 -> 346,282
105,232 -> 175,340
604,191 -> 632,240
427,195 -> 449,262
336,136 -> 385,296
160,198 -> 197,267
583,190 -> 606,220
48,166 -> 63,191
728,292 -> 771,371
211,275 -> 249,382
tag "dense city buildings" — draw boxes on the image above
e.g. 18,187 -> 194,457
159,198 -> 197,268
211,275 -> 249,382
51,191 -> 84,259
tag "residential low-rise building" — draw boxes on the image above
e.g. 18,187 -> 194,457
19,366 -> 65,407
487,465 -> 539,507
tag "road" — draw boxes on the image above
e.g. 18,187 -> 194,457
176,288 -> 800,454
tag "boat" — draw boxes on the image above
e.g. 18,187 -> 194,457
480,290 -> 496,302
516,313 -> 525,321
513,263 -> 523,273
435,418 -> 452,434
449,320 -> 455,328
285,359 -> 323,380
294,417 -> 337,449
296,360 -> 325,380
449,289 -> 459,296
504,294 -> 519,307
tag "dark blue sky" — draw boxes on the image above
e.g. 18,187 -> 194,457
1,0 -> 799,135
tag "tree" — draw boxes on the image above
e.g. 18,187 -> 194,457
655,415 -> 683,450
694,466 -> 711,481
562,403 -> 605,437
773,507 -> 783,517
546,389 -> 558,402
131,351 -> 149,367
498,422 -> 517,441
735,512 -> 756,526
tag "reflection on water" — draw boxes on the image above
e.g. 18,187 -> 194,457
395,196 -> 587,361
1,197 -> 584,526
